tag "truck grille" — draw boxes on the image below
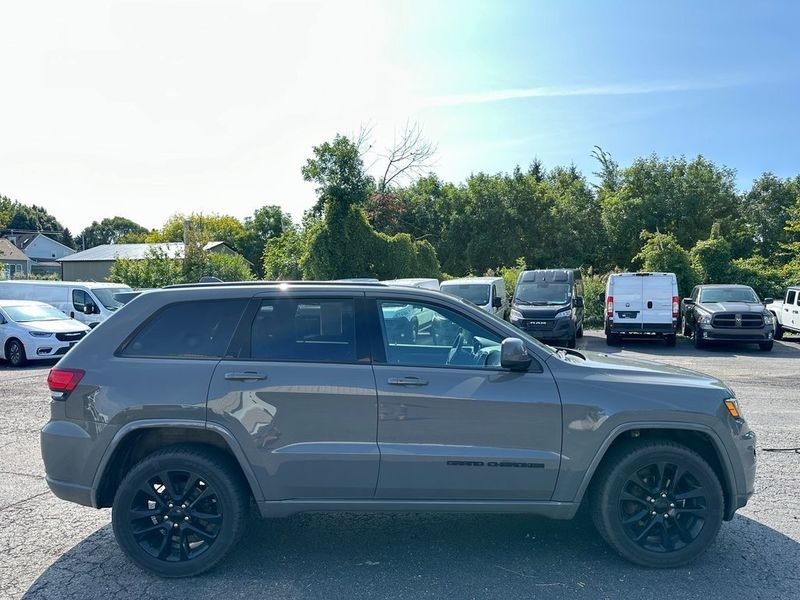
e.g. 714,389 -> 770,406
55,331 -> 87,342
711,313 -> 764,329
521,319 -> 554,330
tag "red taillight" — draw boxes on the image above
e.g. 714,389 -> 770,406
672,296 -> 679,318
606,296 -> 614,318
47,368 -> 85,394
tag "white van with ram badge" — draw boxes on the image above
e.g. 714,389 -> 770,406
603,272 -> 679,346
0,281 -> 133,328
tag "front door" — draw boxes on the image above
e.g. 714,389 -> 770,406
206,293 -> 379,500
369,295 -> 562,501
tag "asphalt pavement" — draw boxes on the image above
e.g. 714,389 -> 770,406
1,331 -> 798,600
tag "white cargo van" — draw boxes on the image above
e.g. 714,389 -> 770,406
0,281 -> 133,328
603,272 -> 679,346
439,277 -> 508,317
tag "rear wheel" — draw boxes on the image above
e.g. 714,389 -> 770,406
758,341 -> 773,352
112,445 -> 249,577
6,339 -> 26,367
590,440 -> 724,568
606,333 -> 621,346
665,334 -> 677,347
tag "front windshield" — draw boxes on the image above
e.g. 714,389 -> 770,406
91,287 -> 131,311
700,288 -> 759,303
441,283 -> 490,306
515,282 -> 571,305
4,304 -> 68,323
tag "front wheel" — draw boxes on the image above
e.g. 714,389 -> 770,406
112,445 -> 249,577
773,322 -> 783,340
590,440 -> 724,568
576,325 -> 584,339
759,341 -> 774,352
6,339 -> 26,367
692,329 -> 705,349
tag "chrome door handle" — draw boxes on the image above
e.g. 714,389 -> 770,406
387,377 -> 428,386
224,371 -> 267,382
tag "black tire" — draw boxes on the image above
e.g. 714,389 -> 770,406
6,339 -> 26,367
681,318 -> 692,337
665,334 -> 677,347
773,322 -> 783,341
590,440 -> 724,568
576,325 -> 584,339
758,341 -> 773,352
112,445 -> 249,577
606,333 -> 621,346
565,333 -> 577,349
692,329 -> 705,349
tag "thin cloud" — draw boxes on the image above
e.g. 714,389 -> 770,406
426,79 -> 743,107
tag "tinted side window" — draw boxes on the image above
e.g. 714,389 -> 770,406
122,300 -> 247,358
787,290 -> 796,304
250,298 -> 356,363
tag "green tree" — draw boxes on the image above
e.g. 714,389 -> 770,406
690,224 -> 733,283
742,173 -> 800,261
78,217 -> 148,249
633,231 -> 697,296
108,247 -> 184,288
301,135 -> 374,214
263,226 -> 307,280
239,205 -> 294,274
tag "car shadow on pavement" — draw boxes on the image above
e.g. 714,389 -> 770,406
22,511 -> 800,600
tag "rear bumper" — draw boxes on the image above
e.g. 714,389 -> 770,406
607,320 -> 678,335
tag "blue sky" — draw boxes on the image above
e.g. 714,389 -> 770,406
1,0 -> 798,232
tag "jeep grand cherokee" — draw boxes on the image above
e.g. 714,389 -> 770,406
41,281 -> 756,577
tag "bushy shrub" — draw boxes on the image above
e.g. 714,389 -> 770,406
690,236 -> 733,283
634,231 -> 697,296
496,257 -> 526,299
581,272 -> 608,328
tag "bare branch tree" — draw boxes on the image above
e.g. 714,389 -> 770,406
376,121 -> 437,192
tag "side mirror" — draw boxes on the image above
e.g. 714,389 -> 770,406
83,304 -> 96,315
492,297 -> 503,308
683,298 -> 694,305
763,298 -> 773,305
574,296 -> 584,308
501,337 -> 532,371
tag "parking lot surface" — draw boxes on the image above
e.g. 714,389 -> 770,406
1,331 -> 798,600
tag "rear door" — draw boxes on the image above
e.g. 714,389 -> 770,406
206,292 -> 380,500
611,275 -> 644,330
792,290 -> 800,330
641,275 -> 674,330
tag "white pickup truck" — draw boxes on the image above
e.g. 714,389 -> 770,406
766,285 -> 800,339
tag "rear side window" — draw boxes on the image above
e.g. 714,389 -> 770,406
250,298 -> 356,363
122,300 -> 247,358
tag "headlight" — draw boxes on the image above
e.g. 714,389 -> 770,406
510,309 -> 523,321
29,331 -> 53,338
696,313 -> 711,324
555,309 -> 572,319
763,312 -> 774,325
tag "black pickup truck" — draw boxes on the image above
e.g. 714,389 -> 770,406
681,284 -> 775,351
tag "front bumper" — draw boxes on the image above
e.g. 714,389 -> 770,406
24,338 -> 79,359
697,324 -> 774,343
511,317 -> 575,341
728,424 -> 757,518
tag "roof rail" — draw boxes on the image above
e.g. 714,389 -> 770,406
164,280 -> 388,290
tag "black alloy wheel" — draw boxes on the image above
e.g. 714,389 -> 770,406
617,462 -> 709,554
112,446 -> 248,577
125,469 -> 222,563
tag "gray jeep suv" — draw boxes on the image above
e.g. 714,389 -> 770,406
41,282 -> 756,577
